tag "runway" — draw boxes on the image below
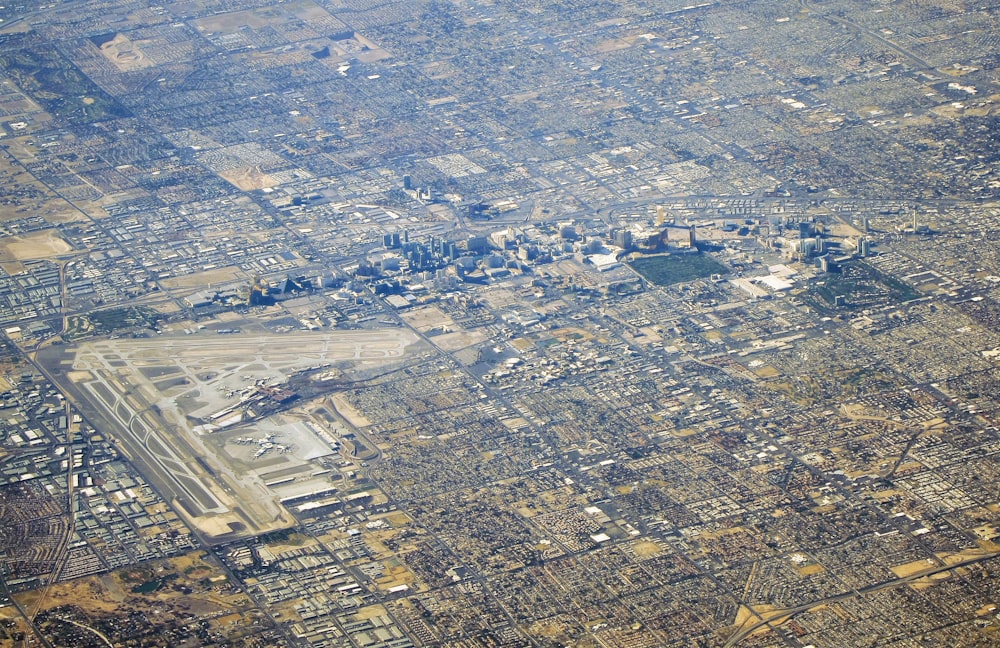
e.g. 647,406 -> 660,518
39,329 -> 419,539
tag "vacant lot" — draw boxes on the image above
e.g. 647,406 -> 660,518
0,229 -> 72,261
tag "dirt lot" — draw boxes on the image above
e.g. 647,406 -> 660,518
631,540 -> 663,557
218,165 -> 279,191
432,329 -> 487,352
159,266 -> 247,291
400,305 -> 452,331
891,558 -> 937,578
0,229 -> 72,261
97,33 -> 156,71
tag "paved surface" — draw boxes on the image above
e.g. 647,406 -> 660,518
40,329 -> 418,539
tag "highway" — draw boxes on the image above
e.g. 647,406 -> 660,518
724,548 -> 1000,646
799,0 -> 945,75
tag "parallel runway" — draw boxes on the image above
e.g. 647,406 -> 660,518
41,329 -> 418,538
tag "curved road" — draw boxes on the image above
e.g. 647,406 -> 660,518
51,616 -> 114,648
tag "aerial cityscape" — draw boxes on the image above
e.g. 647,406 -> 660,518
0,0 -> 999,646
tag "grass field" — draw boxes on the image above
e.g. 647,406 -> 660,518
0,44 -> 131,123
628,252 -> 726,286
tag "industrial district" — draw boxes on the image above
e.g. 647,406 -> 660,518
1,0 -> 1000,647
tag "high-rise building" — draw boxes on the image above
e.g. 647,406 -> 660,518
467,236 -> 488,253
